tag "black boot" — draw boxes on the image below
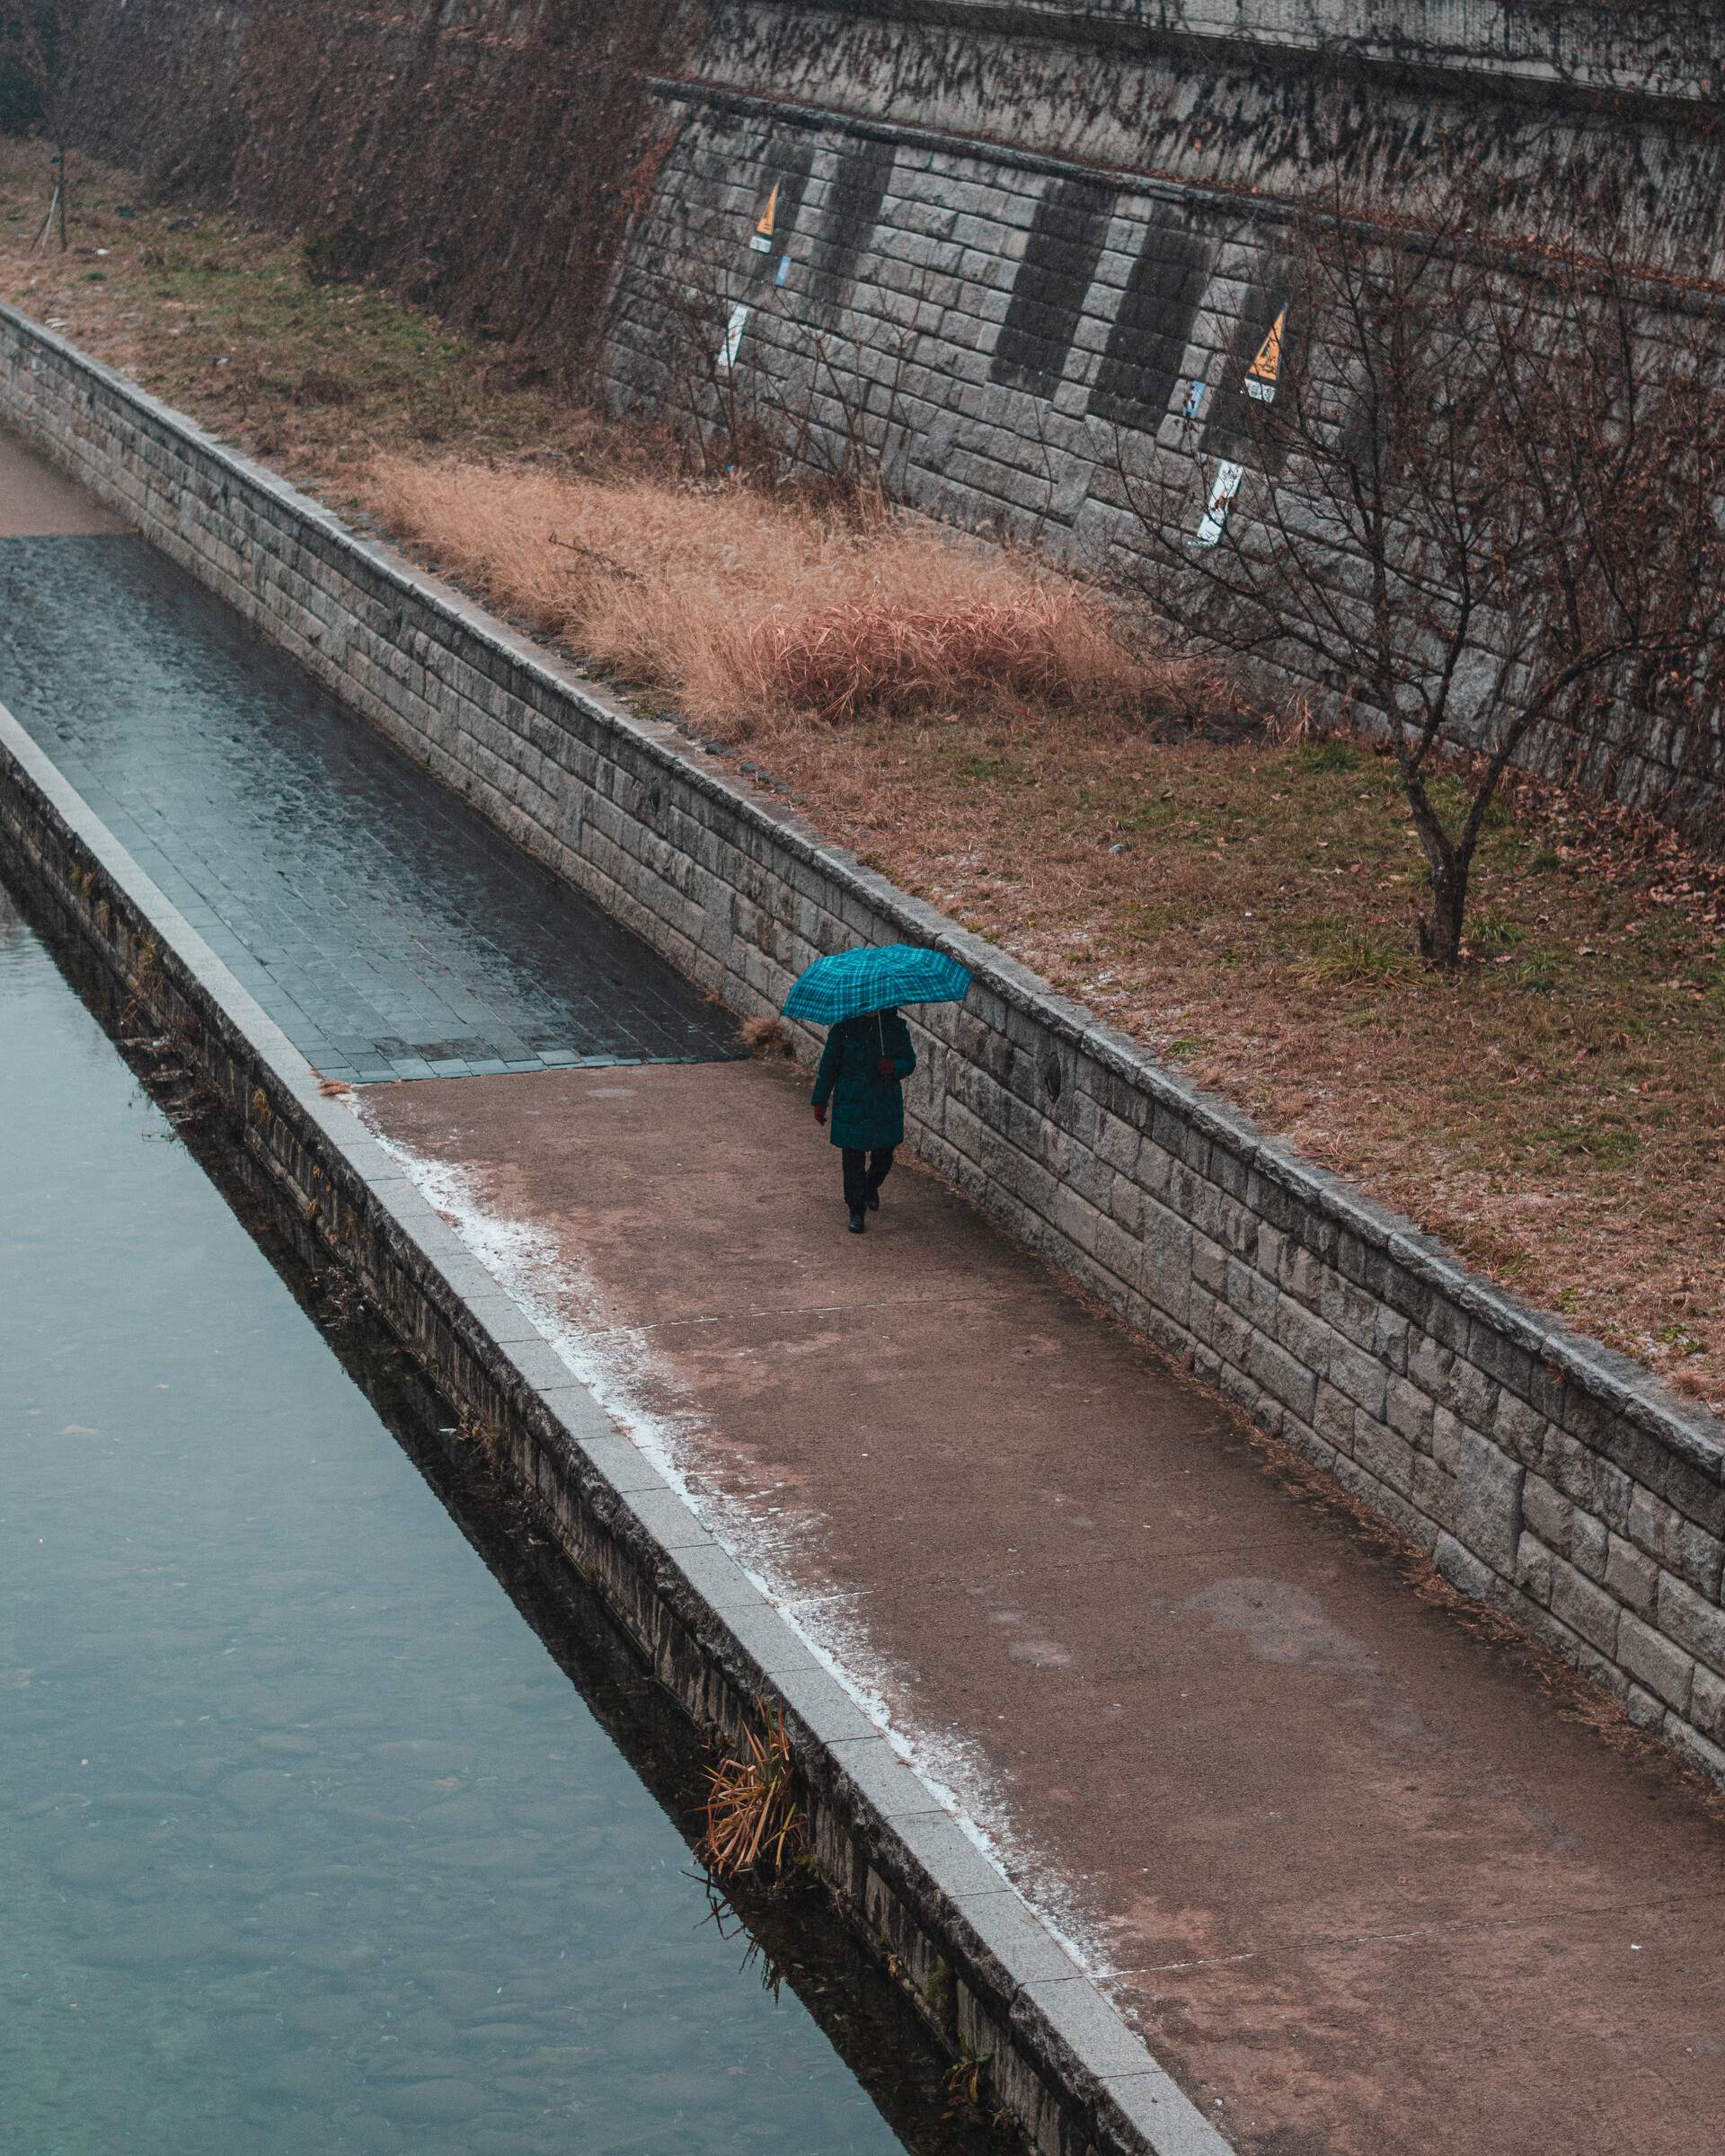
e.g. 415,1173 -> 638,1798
848,1210 -> 866,1234
866,1186 -> 880,1212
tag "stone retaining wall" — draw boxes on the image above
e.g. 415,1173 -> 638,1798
600,15 -> 1725,830
612,2 -> 1725,550
4,299 -> 1722,1790
54,0 -> 1725,828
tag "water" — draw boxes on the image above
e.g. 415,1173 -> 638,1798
0,880 -> 932,2156
0,534 -> 741,1082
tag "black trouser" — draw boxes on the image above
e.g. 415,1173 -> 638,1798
841,1145 -> 895,1214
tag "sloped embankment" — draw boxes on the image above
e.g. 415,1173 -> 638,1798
62,0 -> 677,363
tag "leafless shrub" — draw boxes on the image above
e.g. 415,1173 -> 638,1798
762,276 -> 935,517
618,223 -> 928,522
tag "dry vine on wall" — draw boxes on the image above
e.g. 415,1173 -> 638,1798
56,0 -> 694,374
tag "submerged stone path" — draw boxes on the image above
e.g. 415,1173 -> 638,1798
1,432 -> 739,1083
5,423 -> 1723,2156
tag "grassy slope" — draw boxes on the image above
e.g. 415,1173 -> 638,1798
4,137 -> 1721,1413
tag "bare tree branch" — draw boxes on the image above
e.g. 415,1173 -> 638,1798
1116,171 -> 1725,966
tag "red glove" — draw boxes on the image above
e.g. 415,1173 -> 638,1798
876,1056 -> 896,1078
812,1103 -> 827,1125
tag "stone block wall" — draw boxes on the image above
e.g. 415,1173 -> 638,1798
4,300 -> 1722,1789
598,2 -> 1725,831
49,0 -> 1725,828
607,94 -> 1243,546
612,0 -> 1725,540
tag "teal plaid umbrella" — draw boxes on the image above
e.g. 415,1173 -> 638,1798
783,943 -> 972,1023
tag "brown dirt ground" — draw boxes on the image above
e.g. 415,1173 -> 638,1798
4,136 -> 1721,1415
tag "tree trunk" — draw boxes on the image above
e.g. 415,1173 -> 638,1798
1418,853 -> 1470,968
1402,765 -> 1471,968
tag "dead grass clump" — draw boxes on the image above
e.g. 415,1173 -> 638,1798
741,594 -> 1142,724
697,1697 -> 803,1878
1299,923 -> 1407,988
367,456 -> 1170,734
292,369 -> 361,407
739,1012 -> 793,1058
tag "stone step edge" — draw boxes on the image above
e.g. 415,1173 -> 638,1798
0,700 -> 1231,2156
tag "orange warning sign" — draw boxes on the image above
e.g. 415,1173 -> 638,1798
1245,306 -> 1285,402
750,181 -> 779,253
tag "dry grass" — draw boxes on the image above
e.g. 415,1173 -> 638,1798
697,1698 -> 803,1879
369,456 -> 1167,734
0,138 -> 680,505
0,138 -> 1176,740
739,1012 -> 794,1059
5,137 -> 1722,1416
749,715 -> 1724,1414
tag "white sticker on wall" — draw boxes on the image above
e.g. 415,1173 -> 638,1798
1193,459 -> 1243,547
720,303 -> 751,371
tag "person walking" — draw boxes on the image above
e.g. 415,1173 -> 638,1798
810,1006 -> 916,1234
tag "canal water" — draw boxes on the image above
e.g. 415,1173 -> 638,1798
0,881 -> 948,2156
0,532 -> 740,1084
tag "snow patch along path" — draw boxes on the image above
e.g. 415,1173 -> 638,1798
353,1098 -> 1113,1984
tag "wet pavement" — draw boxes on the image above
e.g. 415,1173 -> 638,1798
1,429 -> 740,1082
367,1059 -> 1725,2156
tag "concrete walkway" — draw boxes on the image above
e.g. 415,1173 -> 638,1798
363,1032 -> 1725,2156
8,419 -> 1724,2156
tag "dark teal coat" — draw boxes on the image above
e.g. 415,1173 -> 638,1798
811,1010 -> 916,1151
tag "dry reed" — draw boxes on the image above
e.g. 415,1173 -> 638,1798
369,457 -> 1165,735
697,1697 -> 803,1878
738,1013 -> 794,1058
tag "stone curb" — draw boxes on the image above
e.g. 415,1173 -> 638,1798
0,700 -> 1231,2156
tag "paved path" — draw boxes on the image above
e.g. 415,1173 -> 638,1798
7,420 -> 1724,2156
362,1015 -> 1725,2156
1,429 -> 739,1082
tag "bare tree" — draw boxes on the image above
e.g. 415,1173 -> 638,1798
1118,181 -> 1725,967
3,0 -> 80,253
